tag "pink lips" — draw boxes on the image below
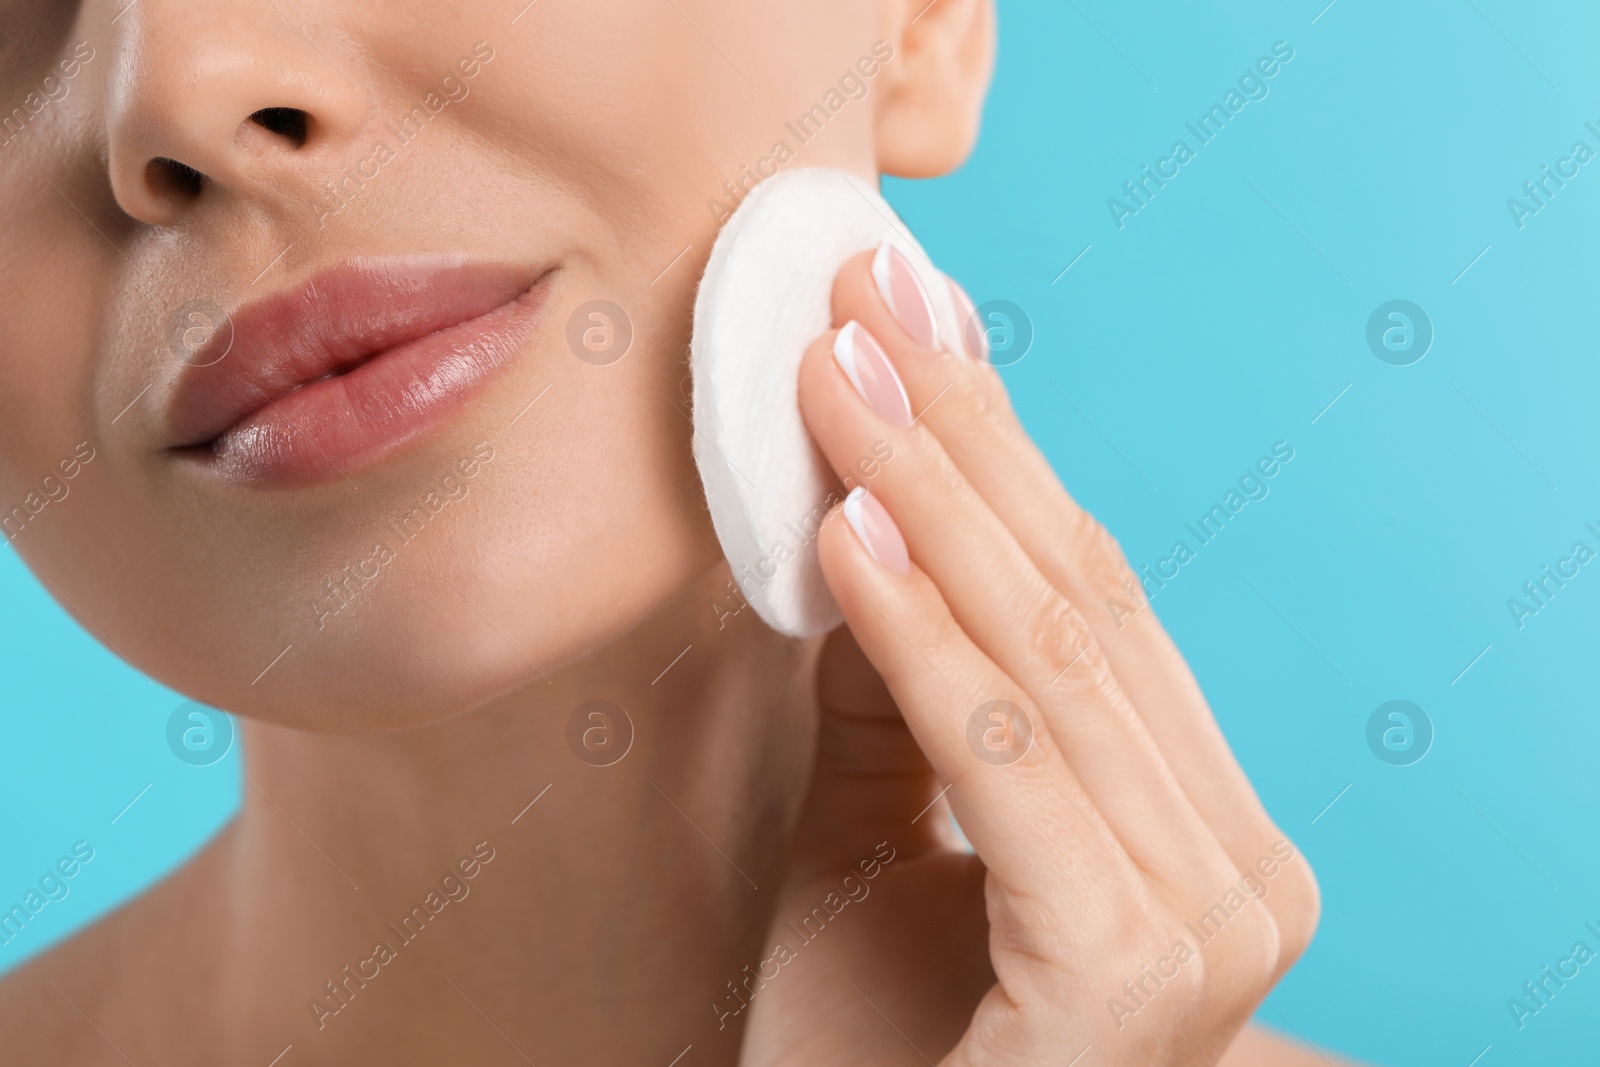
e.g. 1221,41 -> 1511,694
166,257 -> 550,487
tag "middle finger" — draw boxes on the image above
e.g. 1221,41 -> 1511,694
798,318 -> 1231,891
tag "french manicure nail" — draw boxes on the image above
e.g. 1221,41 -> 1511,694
842,486 -> 910,574
946,275 -> 988,363
833,321 -> 913,428
871,240 -> 939,351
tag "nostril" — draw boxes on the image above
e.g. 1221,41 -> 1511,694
147,157 -> 204,198
249,107 -> 309,147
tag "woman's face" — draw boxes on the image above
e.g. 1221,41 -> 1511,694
0,0 -> 911,729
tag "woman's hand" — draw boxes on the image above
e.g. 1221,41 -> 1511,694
737,245 -> 1322,1066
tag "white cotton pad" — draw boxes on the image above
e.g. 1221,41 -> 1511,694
690,168 -> 964,638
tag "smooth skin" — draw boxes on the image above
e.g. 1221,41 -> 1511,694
0,0 -> 1356,1062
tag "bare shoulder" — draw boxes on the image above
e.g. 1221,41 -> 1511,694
0,908 -> 148,1065
0,827 -> 236,1065
0,955 -> 108,1063
1224,1025 -> 1371,1066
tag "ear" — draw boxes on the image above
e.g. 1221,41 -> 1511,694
874,0 -> 996,178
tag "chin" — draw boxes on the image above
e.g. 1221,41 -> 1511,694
165,494 -> 720,733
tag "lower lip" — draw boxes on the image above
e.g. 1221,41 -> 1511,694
183,274 -> 551,488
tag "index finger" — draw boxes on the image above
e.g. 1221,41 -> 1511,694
829,249 -> 1319,968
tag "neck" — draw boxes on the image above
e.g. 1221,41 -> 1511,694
213,564 -> 820,1065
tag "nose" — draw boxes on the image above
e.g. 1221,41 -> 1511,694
105,0 -> 369,226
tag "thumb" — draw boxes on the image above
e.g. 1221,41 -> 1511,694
791,626 -> 949,874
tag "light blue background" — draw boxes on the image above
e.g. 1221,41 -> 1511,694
4,1 -> 1599,1063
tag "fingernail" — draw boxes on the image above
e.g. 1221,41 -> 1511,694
842,486 -> 910,574
871,240 -> 939,351
946,275 -> 988,363
833,321 -> 912,428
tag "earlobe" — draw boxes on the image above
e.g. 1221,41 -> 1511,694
875,0 -> 996,178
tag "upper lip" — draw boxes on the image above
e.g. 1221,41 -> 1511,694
166,256 -> 541,449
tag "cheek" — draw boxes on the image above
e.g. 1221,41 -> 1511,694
0,199 -> 106,505
0,225 -> 119,610
425,313 -> 720,687
462,0 -> 881,240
